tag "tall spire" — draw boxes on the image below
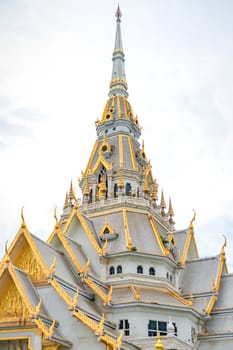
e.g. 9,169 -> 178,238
109,5 -> 128,98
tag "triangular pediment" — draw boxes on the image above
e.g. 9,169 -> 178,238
0,269 -> 30,320
2,226 -> 48,283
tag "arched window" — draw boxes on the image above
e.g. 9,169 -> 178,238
125,183 -> 132,196
117,265 -> 122,274
109,266 -> 115,275
166,272 -> 169,279
170,274 -> 173,282
149,267 -> 155,276
137,265 -> 143,274
114,183 -> 118,198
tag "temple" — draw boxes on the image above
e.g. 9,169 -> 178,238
0,6 -> 233,350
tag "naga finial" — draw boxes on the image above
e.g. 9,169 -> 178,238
54,207 -> 59,229
21,207 -> 26,228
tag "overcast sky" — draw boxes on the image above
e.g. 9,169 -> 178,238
0,0 -> 233,269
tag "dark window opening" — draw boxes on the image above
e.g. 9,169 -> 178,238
158,321 -> 167,335
104,228 -> 110,234
125,183 -> 132,196
137,265 -> 143,274
148,320 -> 157,337
114,183 -> 118,198
170,274 -> 173,282
109,266 -> 115,275
166,272 -> 169,279
117,265 -> 122,274
173,323 -> 177,336
149,267 -> 155,276
89,189 -> 93,203
119,319 -> 130,336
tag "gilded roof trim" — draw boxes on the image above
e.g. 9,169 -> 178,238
148,214 -> 169,256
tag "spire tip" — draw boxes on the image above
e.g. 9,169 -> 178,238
115,5 -> 122,20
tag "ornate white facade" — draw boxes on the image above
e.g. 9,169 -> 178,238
0,6 -> 232,350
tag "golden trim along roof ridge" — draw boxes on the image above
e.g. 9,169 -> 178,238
179,209 -> 199,265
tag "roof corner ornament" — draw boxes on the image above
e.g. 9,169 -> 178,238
71,288 -> 79,310
190,209 -> 196,231
221,234 -> 227,257
49,256 -> 56,275
35,298 -> 42,315
4,240 -> 10,264
48,319 -> 56,337
104,285 -> 113,306
116,330 -> 123,350
21,207 -> 26,229
54,207 -> 60,230
95,313 -> 105,336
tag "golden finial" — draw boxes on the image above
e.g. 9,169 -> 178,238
143,176 -> 150,194
21,207 -> 26,228
116,330 -> 123,349
155,332 -> 164,350
49,256 -> 56,275
48,319 -> 56,336
72,288 -> 79,309
168,198 -> 174,217
82,258 -> 90,274
188,295 -> 193,306
101,239 -> 108,256
69,181 -> 75,201
160,190 -> 166,209
35,298 -> 42,314
135,288 -> 140,301
105,286 -> 113,305
221,234 -> 227,257
54,207 -> 59,230
83,178 -> 90,196
152,179 -> 158,201
63,192 -> 69,209
190,209 -> 196,230
95,313 -> 105,336
4,240 -> 10,264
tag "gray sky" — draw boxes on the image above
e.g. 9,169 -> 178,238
0,0 -> 233,269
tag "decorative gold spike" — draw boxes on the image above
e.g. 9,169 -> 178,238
54,207 -> 59,230
135,288 -> 140,301
116,330 -> 123,349
142,139 -> 145,152
4,240 -> 10,264
100,239 -> 108,256
105,286 -> 113,305
152,179 -> 158,201
168,198 -> 174,217
143,176 -> 150,194
35,298 -> 42,314
83,178 -> 90,196
188,295 -> 193,306
21,207 -> 26,228
221,234 -> 227,257
160,190 -> 166,209
190,209 -> 196,230
63,192 -> 69,209
118,169 -> 124,188
69,181 -> 75,200
95,313 -> 105,336
98,175 -> 107,198
49,256 -> 56,275
155,332 -> 164,350
72,288 -> 79,310
82,258 -> 90,274
48,319 -> 56,337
